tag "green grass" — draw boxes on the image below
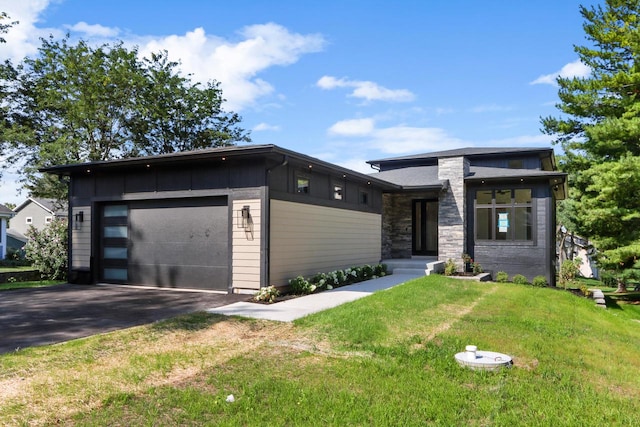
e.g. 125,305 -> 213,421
0,266 -> 35,273
0,280 -> 64,290
1,275 -> 639,426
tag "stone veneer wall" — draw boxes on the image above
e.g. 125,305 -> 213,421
382,191 -> 440,259
437,157 -> 469,267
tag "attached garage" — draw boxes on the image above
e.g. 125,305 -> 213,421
44,144 -> 396,293
99,197 -> 229,291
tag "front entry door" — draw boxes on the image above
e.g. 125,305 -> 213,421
412,199 -> 438,256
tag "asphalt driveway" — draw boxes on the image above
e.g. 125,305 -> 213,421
0,284 -> 246,354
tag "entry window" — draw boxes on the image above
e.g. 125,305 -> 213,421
475,189 -> 532,241
296,176 -> 310,194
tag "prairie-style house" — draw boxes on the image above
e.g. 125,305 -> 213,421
43,144 -> 566,292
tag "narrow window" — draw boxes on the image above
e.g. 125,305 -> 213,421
359,190 -> 369,205
296,177 -> 310,194
333,184 -> 343,200
45,216 -> 53,224
25,217 -> 33,225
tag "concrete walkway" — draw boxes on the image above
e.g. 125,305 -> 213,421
208,273 -> 422,322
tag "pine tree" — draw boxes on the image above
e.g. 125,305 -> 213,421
541,0 -> 640,291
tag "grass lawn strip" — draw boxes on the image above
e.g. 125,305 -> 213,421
1,276 -> 639,425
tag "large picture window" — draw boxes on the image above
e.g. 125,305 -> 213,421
475,189 -> 532,241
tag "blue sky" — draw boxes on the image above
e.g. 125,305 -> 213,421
0,0 -> 596,205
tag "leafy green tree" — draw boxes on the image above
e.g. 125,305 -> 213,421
541,0 -> 640,292
0,36 -> 250,201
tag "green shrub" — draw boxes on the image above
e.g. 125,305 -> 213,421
289,276 -> 315,295
512,274 -> 529,285
559,258 -> 581,289
472,262 -> 483,275
532,275 -> 548,287
253,285 -> 280,303
580,283 -> 592,297
373,263 -> 387,277
496,271 -> 509,283
444,259 -> 458,276
24,220 -> 68,280
289,263 -> 388,294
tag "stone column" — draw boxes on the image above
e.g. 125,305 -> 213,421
437,156 -> 469,267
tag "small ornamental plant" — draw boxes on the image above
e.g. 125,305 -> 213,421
253,285 -> 280,303
444,259 -> 458,276
495,271 -> 509,283
512,274 -> 529,285
472,262 -> 483,275
532,275 -> 548,287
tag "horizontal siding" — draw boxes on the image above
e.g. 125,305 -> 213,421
270,199 -> 381,286
71,206 -> 91,269
231,199 -> 261,290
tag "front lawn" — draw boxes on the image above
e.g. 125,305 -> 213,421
0,280 -> 65,291
1,275 -> 638,425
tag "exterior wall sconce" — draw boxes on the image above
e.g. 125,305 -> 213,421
237,205 -> 251,229
74,211 -> 84,230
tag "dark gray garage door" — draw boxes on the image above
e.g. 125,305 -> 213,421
100,197 -> 229,291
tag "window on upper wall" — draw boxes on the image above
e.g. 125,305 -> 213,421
296,176 -> 310,194
25,217 -> 33,225
475,188 -> 532,241
333,183 -> 343,200
359,190 -> 369,205
45,216 -> 53,224
508,159 -> 524,169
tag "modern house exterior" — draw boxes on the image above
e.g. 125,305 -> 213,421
369,147 -> 566,285
43,144 -> 566,292
7,197 -> 68,249
0,204 -> 14,259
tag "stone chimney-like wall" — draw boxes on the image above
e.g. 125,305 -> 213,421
437,157 -> 469,266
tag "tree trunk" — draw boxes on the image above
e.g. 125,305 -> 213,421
615,277 -> 628,293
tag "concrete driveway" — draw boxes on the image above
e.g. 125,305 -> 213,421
0,284 -> 246,354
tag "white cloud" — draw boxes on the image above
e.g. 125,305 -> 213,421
253,122 -> 280,131
0,0 -> 63,62
328,118 -> 375,136
65,21 -> 120,38
0,2 -> 326,112
470,104 -> 514,113
317,75 -> 415,103
530,60 -> 591,85
136,23 -> 325,111
327,117 -> 465,154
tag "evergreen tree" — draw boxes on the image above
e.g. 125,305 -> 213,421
541,0 -> 640,291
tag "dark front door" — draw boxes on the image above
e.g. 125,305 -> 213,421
412,199 -> 438,256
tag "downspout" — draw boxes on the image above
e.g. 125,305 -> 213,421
263,155 -> 289,288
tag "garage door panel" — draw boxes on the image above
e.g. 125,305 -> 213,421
100,197 -> 229,291
129,264 -> 227,289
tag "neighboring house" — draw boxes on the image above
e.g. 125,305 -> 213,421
0,204 -> 15,259
557,226 -> 598,279
8,197 -> 68,249
43,144 -> 566,292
